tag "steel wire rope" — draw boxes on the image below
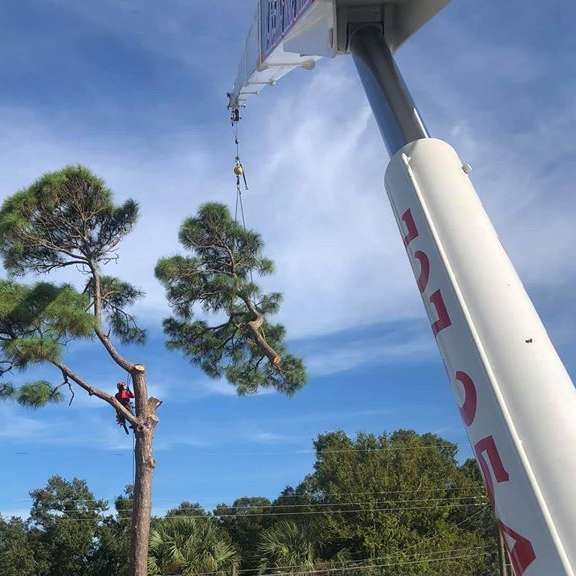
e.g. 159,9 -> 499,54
231,115 -> 252,286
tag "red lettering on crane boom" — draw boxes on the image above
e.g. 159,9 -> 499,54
430,290 -> 452,336
414,251 -> 430,293
499,522 -> 537,576
474,436 -> 510,505
455,371 -> 477,427
401,209 -> 419,247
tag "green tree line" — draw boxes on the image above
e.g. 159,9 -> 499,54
0,430 -> 499,576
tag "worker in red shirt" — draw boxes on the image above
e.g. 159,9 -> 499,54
115,381 -> 135,435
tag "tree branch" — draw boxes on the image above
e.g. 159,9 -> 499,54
0,360 -> 13,377
51,360 -> 138,425
89,261 -> 103,327
88,262 -> 134,372
95,328 -> 135,372
56,372 -> 76,407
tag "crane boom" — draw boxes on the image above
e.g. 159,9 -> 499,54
229,0 -> 448,111
229,2 -> 576,574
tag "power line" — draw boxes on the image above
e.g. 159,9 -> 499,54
212,496 -> 486,510
237,544 -> 496,574
8,486 -> 486,504
11,443 -> 466,458
6,494 -> 485,510
225,510 -> 492,576
251,551 -> 494,576
184,444 -> 462,457
392,505 -> 490,559
32,501 -> 489,521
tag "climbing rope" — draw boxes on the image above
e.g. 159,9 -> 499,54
128,373 -> 136,488
132,434 -> 136,489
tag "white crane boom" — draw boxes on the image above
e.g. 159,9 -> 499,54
229,3 -> 576,575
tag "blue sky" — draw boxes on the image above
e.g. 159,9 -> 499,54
1,0 -> 575,518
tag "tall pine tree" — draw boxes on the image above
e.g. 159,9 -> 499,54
0,166 -> 157,576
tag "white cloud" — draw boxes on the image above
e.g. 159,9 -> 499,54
1,3 -> 575,355
247,431 -> 294,444
0,405 -> 48,439
305,334 -> 434,377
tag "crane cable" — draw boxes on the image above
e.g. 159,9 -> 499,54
231,109 -> 248,230
230,104 -> 255,286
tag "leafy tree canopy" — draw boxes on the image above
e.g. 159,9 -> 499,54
0,516 -> 37,576
28,476 -> 108,576
165,502 -> 209,519
276,430 -> 495,576
0,166 -> 150,576
156,203 -> 305,395
0,165 -> 138,275
148,517 -> 238,576
215,497 -> 273,573
85,275 -> 146,344
0,166 -> 145,346
0,280 -> 94,407
257,521 -> 316,575
88,486 -> 134,576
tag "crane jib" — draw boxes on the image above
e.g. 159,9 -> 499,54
260,0 -> 315,59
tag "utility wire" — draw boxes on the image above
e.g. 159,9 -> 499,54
229,544 -> 496,574
183,444 -> 463,456
247,551 -> 494,576
227,506 -> 495,570
208,495 -> 487,509
8,495 -> 484,515
391,504 -> 490,560
8,488 -> 487,505
36,501 -> 489,521
105,495 -> 487,513
11,443 -> 467,458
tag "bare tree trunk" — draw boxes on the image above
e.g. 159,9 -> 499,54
129,365 -> 159,576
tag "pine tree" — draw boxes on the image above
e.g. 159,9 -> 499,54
156,203 -> 306,395
0,166 -> 157,576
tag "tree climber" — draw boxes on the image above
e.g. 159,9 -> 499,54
115,381 -> 135,435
